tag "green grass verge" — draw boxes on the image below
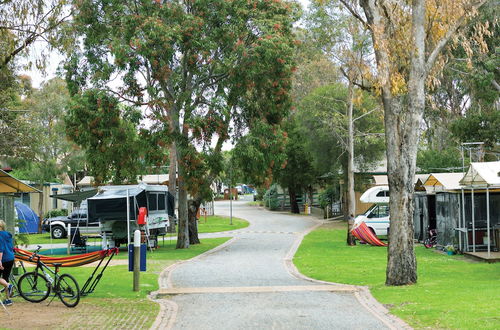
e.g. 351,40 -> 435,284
294,224 -> 500,329
24,215 -> 248,245
196,215 -> 249,233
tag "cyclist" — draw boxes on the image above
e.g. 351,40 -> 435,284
0,219 -> 15,306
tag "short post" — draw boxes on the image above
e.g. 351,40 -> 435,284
67,223 -> 71,255
133,230 -> 141,291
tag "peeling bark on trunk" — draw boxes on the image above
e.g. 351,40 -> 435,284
288,187 -> 300,214
188,198 -> 201,245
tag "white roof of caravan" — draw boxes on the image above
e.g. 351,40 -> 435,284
372,174 -> 429,186
78,174 -> 171,187
360,185 -> 389,203
424,172 -> 465,192
460,161 -> 500,187
138,174 -> 169,185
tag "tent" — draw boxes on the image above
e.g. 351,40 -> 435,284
14,201 -> 39,234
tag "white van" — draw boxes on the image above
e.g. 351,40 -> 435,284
354,186 -> 390,236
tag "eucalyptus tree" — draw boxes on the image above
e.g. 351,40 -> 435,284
337,0 -> 490,285
67,0 -> 298,248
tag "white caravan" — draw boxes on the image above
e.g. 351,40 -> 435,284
354,186 -> 390,236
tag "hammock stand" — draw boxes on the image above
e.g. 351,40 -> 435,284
351,222 -> 388,247
14,247 -> 119,296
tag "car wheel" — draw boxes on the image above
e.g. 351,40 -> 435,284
51,225 -> 67,239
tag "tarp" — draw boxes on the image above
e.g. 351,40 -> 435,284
88,187 -> 147,222
14,201 -> 39,233
50,189 -> 97,203
460,161 -> 500,187
0,169 -> 40,193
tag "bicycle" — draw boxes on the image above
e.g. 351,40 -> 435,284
424,227 -> 437,248
16,245 -> 80,307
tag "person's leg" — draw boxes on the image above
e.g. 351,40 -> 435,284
1,260 -> 14,300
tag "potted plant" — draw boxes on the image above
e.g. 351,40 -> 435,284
445,244 -> 456,255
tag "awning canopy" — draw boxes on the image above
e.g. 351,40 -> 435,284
0,169 -> 40,193
460,161 -> 500,187
50,189 -> 98,203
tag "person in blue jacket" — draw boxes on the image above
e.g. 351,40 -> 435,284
0,219 -> 15,306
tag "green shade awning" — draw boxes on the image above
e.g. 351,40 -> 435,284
50,189 -> 98,203
0,169 -> 41,193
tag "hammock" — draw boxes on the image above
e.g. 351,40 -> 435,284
15,248 -> 119,267
351,222 -> 387,247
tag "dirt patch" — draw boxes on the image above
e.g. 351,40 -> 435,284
1,298 -> 158,329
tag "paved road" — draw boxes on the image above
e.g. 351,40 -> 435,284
159,197 -> 399,330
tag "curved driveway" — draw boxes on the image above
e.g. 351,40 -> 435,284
156,198 -> 405,329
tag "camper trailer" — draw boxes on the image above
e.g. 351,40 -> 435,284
87,184 -> 175,248
354,186 -> 390,236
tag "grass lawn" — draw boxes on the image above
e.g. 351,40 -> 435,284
196,215 -> 249,233
294,222 -> 500,329
13,237 -> 230,328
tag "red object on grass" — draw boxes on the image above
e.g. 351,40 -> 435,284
351,222 -> 387,247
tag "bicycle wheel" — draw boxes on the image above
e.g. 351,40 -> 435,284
56,274 -> 80,308
18,272 -> 51,303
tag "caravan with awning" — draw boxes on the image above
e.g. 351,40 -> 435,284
87,183 -> 175,248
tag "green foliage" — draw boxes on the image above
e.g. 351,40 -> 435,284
65,89 -> 144,185
44,209 -> 69,219
297,83 -> 385,176
295,225 -> 500,329
263,185 -> 280,210
417,147 -> 463,173
232,121 -> 288,187
318,185 -> 338,209
275,118 -> 316,197
450,111 -> 500,154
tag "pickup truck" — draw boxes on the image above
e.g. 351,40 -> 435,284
42,201 -> 99,239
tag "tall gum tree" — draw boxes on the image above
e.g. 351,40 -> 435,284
334,0 -> 489,285
67,0 -> 298,248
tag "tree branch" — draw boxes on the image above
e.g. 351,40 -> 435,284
339,0 -> 371,31
425,0 -> 488,75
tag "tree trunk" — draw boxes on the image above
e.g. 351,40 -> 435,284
168,144 -> 177,194
346,81 -> 356,246
384,97 -> 419,286
288,187 -> 300,214
176,147 -> 189,249
188,198 -> 201,244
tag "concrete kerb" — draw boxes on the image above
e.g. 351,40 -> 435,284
284,217 -> 412,330
148,237 -> 239,330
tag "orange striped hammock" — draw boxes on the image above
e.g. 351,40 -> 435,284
350,222 -> 387,247
15,248 -> 119,267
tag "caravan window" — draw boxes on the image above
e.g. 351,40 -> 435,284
158,193 -> 166,210
148,194 -> 158,211
376,191 -> 390,197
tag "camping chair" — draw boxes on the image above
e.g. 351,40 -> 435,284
70,228 -> 88,253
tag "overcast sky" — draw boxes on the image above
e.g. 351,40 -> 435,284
23,0 -> 311,88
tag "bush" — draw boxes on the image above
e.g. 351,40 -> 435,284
263,185 -> 280,210
44,209 -> 69,218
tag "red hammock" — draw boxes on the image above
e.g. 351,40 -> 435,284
15,248 -> 119,267
351,222 -> 387,247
